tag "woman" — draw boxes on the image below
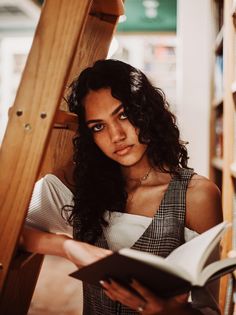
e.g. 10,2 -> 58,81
23,59 -> 222,314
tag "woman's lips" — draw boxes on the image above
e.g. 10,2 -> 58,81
114,145 -> 133,156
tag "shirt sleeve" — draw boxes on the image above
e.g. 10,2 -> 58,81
25,174 -> 74,237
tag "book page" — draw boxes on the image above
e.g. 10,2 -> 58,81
199,256 -> 236,286
166,222 -> 228,282
119,248 -> 192,282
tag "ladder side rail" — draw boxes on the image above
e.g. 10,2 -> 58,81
0,0 -> 93,293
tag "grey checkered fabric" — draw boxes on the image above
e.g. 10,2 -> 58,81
82,168 -> 194,315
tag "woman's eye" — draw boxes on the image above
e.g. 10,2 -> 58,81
91,124 -> 104,132
119,111 -> 128,120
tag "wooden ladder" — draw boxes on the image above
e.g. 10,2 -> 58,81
0,1 -> 124,314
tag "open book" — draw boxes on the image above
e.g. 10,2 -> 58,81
70,221 -> 236,298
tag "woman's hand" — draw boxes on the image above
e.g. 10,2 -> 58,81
63,239 -> 112,268
100,279 -> 196,315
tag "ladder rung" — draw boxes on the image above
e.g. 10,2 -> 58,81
91,0 -> 124,16
54,110 -> 78,130
11,252 -> 39,269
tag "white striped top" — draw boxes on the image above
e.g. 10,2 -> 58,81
25,174 -> 199,249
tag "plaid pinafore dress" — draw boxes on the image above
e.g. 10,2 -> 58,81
82,168 -> 194,315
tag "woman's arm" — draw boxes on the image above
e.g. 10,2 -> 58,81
20,226 -> 111,267
20,226 -> 71,258
186,175 -> 223,314
22,174 -> 111,265
186,175 -> 223,232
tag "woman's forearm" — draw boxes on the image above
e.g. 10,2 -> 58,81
20,226 -> 71,258
20,227 -> 112,268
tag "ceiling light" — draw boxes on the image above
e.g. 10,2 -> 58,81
145,7 -> 157,18
143,0 -> 159,9
143,0 -> 159,19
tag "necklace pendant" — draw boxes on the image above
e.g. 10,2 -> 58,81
127,167 -> 152,183
141,174 -> 148,181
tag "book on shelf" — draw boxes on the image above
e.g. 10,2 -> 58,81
215,26 -> 223,55
214,55 -> 223,104
215,114 -> 223,158
69,222 -> 236,298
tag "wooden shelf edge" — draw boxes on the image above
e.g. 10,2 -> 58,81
54,110 -> 78,130
212,97 -> 223,108
232,81 -> 236,92
232,81 -> 236,105
12,252 -> 41,269
215,25 -> 224,55
230,162 -> 236,178
212,157 -> 223,171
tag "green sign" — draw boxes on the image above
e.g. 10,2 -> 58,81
117,0 -> 177,32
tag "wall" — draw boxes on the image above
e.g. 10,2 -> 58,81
176,0 -> 216,176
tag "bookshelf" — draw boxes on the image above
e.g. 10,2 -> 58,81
210,0 -> 236,312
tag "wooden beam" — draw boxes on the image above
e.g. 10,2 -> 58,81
0,254 -> 44,315
91,0 -> 124,16
64,13 -> 118,92
0,0 -> 92,293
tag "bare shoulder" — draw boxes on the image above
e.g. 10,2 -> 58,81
186,174 -> 223,233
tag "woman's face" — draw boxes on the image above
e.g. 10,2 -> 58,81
84,88 -> 148,167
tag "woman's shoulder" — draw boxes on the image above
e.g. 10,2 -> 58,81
188,173 -> 221,197
185,174 -> 223,233
38,174 -> 74,198
40,173 -> 66,188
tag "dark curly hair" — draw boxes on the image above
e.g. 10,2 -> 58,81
65,59 -> 189,243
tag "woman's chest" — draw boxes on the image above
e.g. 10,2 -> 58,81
125,183 -> 170,217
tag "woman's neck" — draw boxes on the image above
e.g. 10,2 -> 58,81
121,157 -> 154,190
122,161 -> 171,191
121,158 -> 151,182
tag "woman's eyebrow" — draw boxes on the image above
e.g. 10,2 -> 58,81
86,118 -> 102,125
86,104 -> 123,125
111,104 -> 123,116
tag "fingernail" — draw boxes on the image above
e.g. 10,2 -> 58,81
99,280 -> 105,286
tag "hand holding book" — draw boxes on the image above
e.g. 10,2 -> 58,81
63,239 -> 112,268
100,279 -> 203,314
69,221 -> 236,298
100,280 -> 205,315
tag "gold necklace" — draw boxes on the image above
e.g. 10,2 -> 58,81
127,167 -> 152,204
127,167 -> 152,185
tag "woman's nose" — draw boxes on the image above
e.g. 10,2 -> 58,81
109,123 -> 126,143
